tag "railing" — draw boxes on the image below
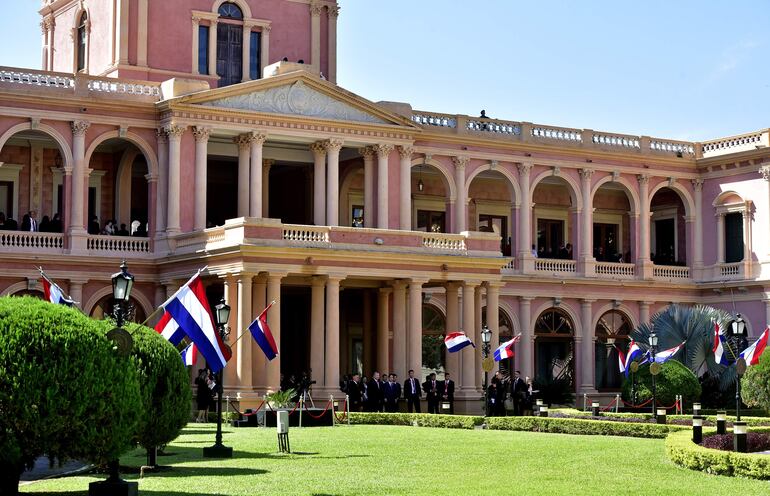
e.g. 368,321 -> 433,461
282,226 -> 330,245
467,119 -> 521,135
595,262 -> 636,278
702,130 -> 769,157
86,78 -> 161,97
531,126 -> 582,142
87,235 -> 150,253
649,139 -> 695,156
719,262 -> 742,277
0,68 -> 74,88
411,113 -> 457,128
652,265 -> 690,279
0,231 -> 64,250
534,258 -> 576,273
422,233 -> 466,251
501,258 -> 515,271
592,133 -> 641,150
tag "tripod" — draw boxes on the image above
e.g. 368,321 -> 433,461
301,387 -> 315,408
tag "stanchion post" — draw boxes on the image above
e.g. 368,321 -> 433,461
299,397 -> 304,428
734,421 -> 748,453
346,394 -> 350,426
716,410 -> 727,435
583,394 -> 587,412
591,401 -> 600,417
656,408 -> 667,425
615,394 -> 620,413
330,395 -> 336,427
692,415 -> 703,444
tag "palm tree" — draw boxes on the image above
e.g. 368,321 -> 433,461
629,304 -> 740,391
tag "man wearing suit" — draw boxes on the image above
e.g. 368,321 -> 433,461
439,372 -> 455,414
366,371 -> 384,412
423,372 -> 439,414
383,373 -> 401,412
403,369 -> 421,413
511,370 -> 526,416
347,374 -> 362,412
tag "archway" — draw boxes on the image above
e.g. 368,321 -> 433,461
468,168 -> 516,255
534,308 -> 575,389
532,176 -> 578,259
594,309 -> 632,390
422,303 -> 446,378
412,161 -> 451,233
649,187 -> 687,265
592,181 -> 634,263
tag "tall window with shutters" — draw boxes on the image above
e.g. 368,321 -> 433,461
76,12 -> 88,72
216,2 -> 244,86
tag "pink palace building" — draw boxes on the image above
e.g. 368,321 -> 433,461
1,0 -> 769,411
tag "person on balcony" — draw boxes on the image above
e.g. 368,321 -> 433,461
49,213 -> 62,233
116,223 -> 129,236
88,215 -> 100,235
21,210 -> 38,231
39,215 -> 50,233
531,244 -> 538,258
594,246 -> 605,262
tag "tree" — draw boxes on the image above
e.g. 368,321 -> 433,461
0,297 -> 141,495
622,359 -> 701,408
741,352 -> 770,414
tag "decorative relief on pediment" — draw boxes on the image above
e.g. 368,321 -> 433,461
204,81 -> 388,124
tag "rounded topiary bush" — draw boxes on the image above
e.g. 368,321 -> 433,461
0,296 -> 141,495
742,352 -> 770,414
622,359 -> 701,408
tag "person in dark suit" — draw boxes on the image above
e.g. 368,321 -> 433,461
366,371 -> 384,412
439,372 -> 455,414
347,374 -> 362,412
383,373 -> 401,412
511,370 -> 527,416
423,373 -> 439,414
403,369 -> 421,413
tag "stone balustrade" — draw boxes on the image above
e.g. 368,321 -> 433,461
0,67 -> 74,88
283,225 -> 331,245
531,126 -> 583,143
422,232 -> 466,252
592,133 -> 641,150
702,130 -> 770,158
652,265 -> 690,280
0,231 -> 64,251
86,234 -> 151,254
534,258 -> 577,274
595,262 -> 636,279
649,139 -> 695,156
719,262 -> 743,278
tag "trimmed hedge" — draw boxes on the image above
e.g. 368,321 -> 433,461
553,408 -> 770,426
622,359 -> 701,408
349,413 -> 483,429
665,428 -> 770,479
485,416 -> 686,438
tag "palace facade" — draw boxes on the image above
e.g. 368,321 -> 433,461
2,0 -> 769,411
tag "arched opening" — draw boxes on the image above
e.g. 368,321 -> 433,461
217,2 -> 245,87
0,129 -> 67,232
594,309 -> 632,390
412,163 -> 450,232
650,187 -> 687,265
533,177 -> 577,259
76,12 -> 88,72
713,192 -> 749,264
89,294 -> 147,323
339,161 -> 363,227
534,308 -> 574,389
469,170 -> 514,255
422,304 -> 446,377
592,183 -> 634,263
86,139 -> 150,236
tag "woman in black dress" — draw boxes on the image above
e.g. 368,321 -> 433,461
194,368 -> 210,422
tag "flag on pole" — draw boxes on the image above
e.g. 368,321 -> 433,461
623,340 -> 643,377
739,327 -> 769,367
653,341 -> 686,364
39,270 -> 74,306
493,334 -> 521,362
248,301 -> 279,361
617,346 -> 627,374
162,274 -> 231,373
155,311 -> 186,345
181,342 -> 197,366
713,322 -> 730,366
444,332 -> 475,353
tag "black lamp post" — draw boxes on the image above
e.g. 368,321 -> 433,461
731,314 -> 746,422
648,331 -> 658,415
111,261 -> 134,328
203,298 -> 233,458
481,324 -> 492,417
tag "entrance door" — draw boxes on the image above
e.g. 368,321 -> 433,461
217,23 -> 243,87
479,214 -> 509,255
654,218 -> 675,264
535,338 -> 574,386
724,212 -> 744,263
593,223 -> 619,261
537,218 -> 564,258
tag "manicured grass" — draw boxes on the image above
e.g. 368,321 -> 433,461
21,423 -> 770,495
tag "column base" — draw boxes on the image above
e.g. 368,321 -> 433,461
637,260 -> 653,279
67,229 -> 88,255
519,253 -> 536,274
579,256 -> 596,277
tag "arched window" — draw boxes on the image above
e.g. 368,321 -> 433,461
595,310 -> 632,390
422,304 -> 446,376
76,12 -> 88,72
218,2 -> 244,19
534,308 -> 574,387
216,3 -> 245,86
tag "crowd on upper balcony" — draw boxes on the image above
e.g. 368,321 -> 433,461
88,216 -> 148,237
0,210 -> 62,233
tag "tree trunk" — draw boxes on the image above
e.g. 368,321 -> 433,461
146,446 -> 157,468
0,463 -> 22,496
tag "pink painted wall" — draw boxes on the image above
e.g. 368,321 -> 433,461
88,3 -> 116,75
52,3 -> 78,73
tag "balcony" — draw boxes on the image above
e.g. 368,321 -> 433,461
0,231 -> 151,258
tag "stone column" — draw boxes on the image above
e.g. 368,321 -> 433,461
241,24 -> 251,82
223,276 -> 237,387
637,174 -> 651,277
764,299 -> 770,330
377,287 -> 391,373
324,139 -> 343,226
260,26 -> 270,76
519,297 -> 533,377
235,135 -> 251,218
760,167 -> 770,258
252,275 -> 267,388
692,179 -> 704,272
192,127 -> 210,231
207,20 -> 217,76
517,163 -> 533,260
325,276 -> 343,393
452,156 -> 469,233
137,0 -> 149,66
363,290 -> 373,373
69,120 -> 90,233
716,213 -> 725,264
579,169 -> 595,276
359,146 -> 375,228
191,16 -> 200,74
262,159 -> 274,217
580,299 -> 595,393
407,279 -> 426,376
155,129 -> 168,236
327,6 -> 339,83
311,142 -> 327,226
165,124 -> 185,234
310,2 -> 322,71
461,282 -> 477,390
392,280 -> 407,376
474,284 -> 484,388
374,144 -> 394,229
237,274 -> 253,389
445,282 -> 460,383
249,132 -> 267,218
486,282 -> 501,373
68,280 -> 84,310
265,273 -> 283,391
742,209 -> 752,264
310,276 -> 326,388
639,301 -> 651,326
398,145 -> 413,230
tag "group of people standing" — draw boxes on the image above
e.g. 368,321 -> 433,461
194,368 -> 220,422
487,370 -> 536,416
340,370 -> 456,414
0,210 -> 63,232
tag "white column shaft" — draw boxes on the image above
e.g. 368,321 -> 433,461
70,123 -> 88,231
377,149 -> 390,229
312,146 -> 326,226
377,289 -> 390,373
237,142 -> 249,218
207,21 -> 217,76
310,278 -> 325,388
363,152 -> 375,228
325,141 -> 342,226
266,275 -> 282,390
392,282 -> 407,376
193,130 -> 208,231
716,214 -> 725,263
580,300 -> 594,391
325,277 -> 341,391
237,276 -> 253,388
461,284 -> 476,389
519,298 -> 533,377
407,280 -> 424,374
250,136 -> 265,217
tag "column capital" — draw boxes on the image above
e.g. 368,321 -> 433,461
519,295 -> 535,302
326,274 -> 346,284
155,127 -> 168,143
310,140 -> 327,156
249,131 -> 268,146
358,145 -> 375,159
192,126 -> 211,143
759,165 -> 770,182
144,172 -> 158,183
267,271 -> 287,281
579,168 -> 595,181
691,178 -> 705,191
263,159 -> 275,170
517,162 -> 533,175
373,143 -> 394,158
234,133 -> 252,150
71,120 -> 90,136
485,281 -> 506,290
323,138 -> 344,153
378,287 -> 393,295
397,144 -> 414,159
452,155 -> 469,169
462,280 -> 481,288
310,275 -> 327,287
310,1 -> 323,16
637,173 -> 650,185
409,277 -> 430,286
328,5 -> 340,19
581,299 -> 596,305
391,279 -> 408,289
164,124 -> 186,139
445,281 -> 462,291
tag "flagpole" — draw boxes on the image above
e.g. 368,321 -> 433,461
228,300 -> 278,346
38,266 -> 82,311
140,265 -> 209,327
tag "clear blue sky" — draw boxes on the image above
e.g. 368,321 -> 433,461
4,1 -> 769,141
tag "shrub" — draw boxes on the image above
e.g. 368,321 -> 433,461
741,352 -> 770,415
349,413 -> 483,429
0,297 -> 141,495
622,359 -> 701,408
666,428 -> 770,479
485,416 -> 685,438
701,433 -> 770,452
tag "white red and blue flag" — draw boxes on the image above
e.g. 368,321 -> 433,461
444,332 -> 475,353
40,275 -> 74,306
181,342 -> 197,366
248,301 -> 279,361
623,340 -> 644,376
162,274 -> 231,373
653,341 -> 686,364
155,310 -> 186,345
493,334 -> 521,362
739,327 -> 769,367
617,346 -> 626,374
713,322 -> 730,366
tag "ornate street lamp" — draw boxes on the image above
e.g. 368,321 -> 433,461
648,331 -> 659,415
732,314 -> 746,422
203,298 -> 233,458
111,261 -> 134,328
480,324 -> 492,417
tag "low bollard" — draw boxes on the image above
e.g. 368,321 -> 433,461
591,401 -> 600,417
539,405 -> 548,418
656,408 -> 667,425
716,411 -> 727,435
276,410 -> 290,453
535,399 -> 543,416
692,402 -> 701,417
692,415 -> 703,444
734,421 -> 748,453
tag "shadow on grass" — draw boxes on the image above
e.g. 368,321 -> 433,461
145,466 -> 268,478
178,429 -> 233,435
25,492 -> 227,496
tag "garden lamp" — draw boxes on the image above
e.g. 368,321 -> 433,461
481,324 -> 492,345
111,260 -> 134,302
214,298 -> 231,330
731,314 -> 745,335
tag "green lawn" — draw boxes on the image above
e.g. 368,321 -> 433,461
21,423 -> 770,495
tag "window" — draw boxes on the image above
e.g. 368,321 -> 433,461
534,308 -> 574,388
537,218 -> 565,258
593,223 -> 619,261
724,212 -> 744,263
417,210 -> 445,233
351,205 -> 363,228
0,180 -> 13,219
198,25 -> 210,74
76,12 -> 87,72
422,305 -> 446,374
249,31 -> 261,80
595,310 -> 631,390
218,2 -> 244,19
479,214 -> 509,255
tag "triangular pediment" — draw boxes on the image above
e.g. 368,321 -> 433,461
169,72 -> 418,129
